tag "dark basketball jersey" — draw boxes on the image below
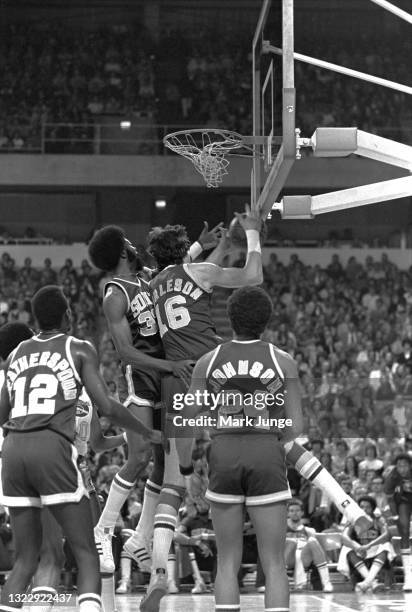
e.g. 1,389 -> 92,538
105,276 -> 163,359
204,339 -> 286,435
3,333 -> 83,441
150,264 -> 219,360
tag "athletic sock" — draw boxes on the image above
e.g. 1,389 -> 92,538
366,558 -> 384,584
96,474 -> 134,531
152,486 -> 183,573
285,442 -> 364,522
167,551 -> 177,585
189,550 -> 203,583
78,593 -> 101,612
353,560 -> 369,579
316,561 -> 331,587
152,511 -> 178,572
130,479 -> 161,542
31,586 -> 56,612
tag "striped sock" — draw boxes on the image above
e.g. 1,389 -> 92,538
78,593 -> 101,612
30,587 -> 57,612
316,561 -> 330,587
136,480 -> 161,536
152,511 -> 177,572
286,442 -> 363,522
367,558 -> 384,583
167,551 -> 177,584
354,560 -> 369,579
97,474 -> 134,530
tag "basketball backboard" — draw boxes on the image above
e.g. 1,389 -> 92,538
252,0 -> 296,220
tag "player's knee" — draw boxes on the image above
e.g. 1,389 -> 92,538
158,484 -> 185,510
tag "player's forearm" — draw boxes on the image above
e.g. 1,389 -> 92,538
174,531 -> 196,546
341,533 -> 359,550
241,251 -> 263,286
367,532 -> 389,548
206,242 -> 226,265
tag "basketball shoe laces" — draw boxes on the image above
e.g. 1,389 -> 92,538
95,527 -> 115,572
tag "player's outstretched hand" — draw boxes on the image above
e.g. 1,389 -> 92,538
198,221 -> 225,250
235,203 -> 261,232
170,359 -> 195,386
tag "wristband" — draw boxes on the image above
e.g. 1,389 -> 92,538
188,241 -> 203,262
179,464 -> 194,476
122,431 -> 128,444
245,229 -> 261,254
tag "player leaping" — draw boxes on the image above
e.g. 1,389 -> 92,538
141,205 -> 263,611
87,223 -> 221,573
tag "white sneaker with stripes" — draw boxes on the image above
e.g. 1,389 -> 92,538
94,526 -> 115,574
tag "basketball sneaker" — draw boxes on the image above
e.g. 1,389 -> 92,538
322,582 -> 334,593
94,526 -> 115,574
123,534 -> 152,573
139,568 -> 168,612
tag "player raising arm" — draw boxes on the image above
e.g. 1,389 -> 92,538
87,223 -> 221,574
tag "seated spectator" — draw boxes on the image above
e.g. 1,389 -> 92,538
339,495 -> 394,592
285,499 -> 333,592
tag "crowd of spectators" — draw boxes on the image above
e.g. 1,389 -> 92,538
0,21 -> 410,152
1,249 -> 412,590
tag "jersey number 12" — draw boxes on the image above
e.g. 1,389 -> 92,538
11,374 -> 58,418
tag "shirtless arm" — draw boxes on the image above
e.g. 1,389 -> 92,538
103,285 -> 193,381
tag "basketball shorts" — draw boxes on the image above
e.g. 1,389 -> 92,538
205,434 -> 291,506
118,365 -> 162,431
1,430 -> 87,508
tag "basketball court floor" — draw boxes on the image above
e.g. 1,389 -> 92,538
112,591 -> 412,612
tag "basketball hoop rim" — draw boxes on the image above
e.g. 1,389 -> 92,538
163,128 -> 246,153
